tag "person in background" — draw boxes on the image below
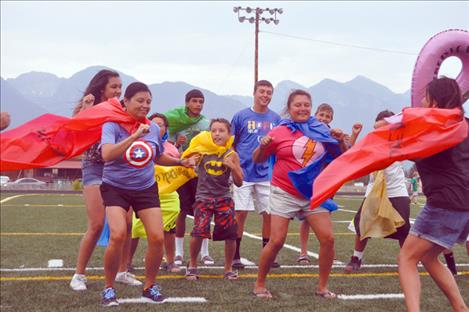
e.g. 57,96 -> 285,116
344,110 -> 410,273
127,113 -> 182,273
164,89 -> 214,266
0,111 -> 11,131
230,80 -> 281,269
70,69 -> 142,291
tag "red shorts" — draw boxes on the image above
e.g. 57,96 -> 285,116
191,198 -> 237,241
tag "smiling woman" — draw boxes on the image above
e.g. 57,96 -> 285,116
98,81 -> 199,307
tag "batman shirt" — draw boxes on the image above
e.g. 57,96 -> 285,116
195,152 -> 232,201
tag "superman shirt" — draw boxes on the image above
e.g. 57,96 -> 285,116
262,125 -> 326,198
195,152 -> 232,201
101,121 -> 164,190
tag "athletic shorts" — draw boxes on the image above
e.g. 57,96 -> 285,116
100,182 -> 160,216
269,185 -> 329,219
176,178 -> 198,216
132,191 -> 180,238
81,160 -> 103,186
233,181 -> 270,214
191,197 -> 237,241
354,197 -> 410,241
410,204 -> 469,249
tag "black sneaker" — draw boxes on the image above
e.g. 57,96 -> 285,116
232,259 -> 245,269
271,261 -> 281,268
344,256 -> 362,273
102,287 -> 119,307
141,284 -> 165,303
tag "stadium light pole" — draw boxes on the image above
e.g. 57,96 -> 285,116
233,6 -> 283,85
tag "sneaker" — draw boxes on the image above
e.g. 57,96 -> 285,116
344,256 -> 362,273
70,273 -> 87,291
185,266 -> 199,281
271,260 -> 281,268
115,271 -> 143,286
163,262 -> 181,273
141,284 -> 165,303
174,255 -> 184,266
201,255 -> 215,265
232,259 -> 245,269
102,287 -> 119,307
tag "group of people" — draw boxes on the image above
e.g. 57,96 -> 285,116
67,69 -> 468,311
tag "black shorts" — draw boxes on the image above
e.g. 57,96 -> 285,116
100,182 -> 160,217
176,178 -> 198,216
354,196 -> 410,241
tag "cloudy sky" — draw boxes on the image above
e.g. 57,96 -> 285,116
1,1 -> 468,95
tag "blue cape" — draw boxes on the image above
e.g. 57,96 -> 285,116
277,117 -> 341,211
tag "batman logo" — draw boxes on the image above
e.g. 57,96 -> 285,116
204,160 -> 226,176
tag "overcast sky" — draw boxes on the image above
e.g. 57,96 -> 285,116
1,1 -> 468,95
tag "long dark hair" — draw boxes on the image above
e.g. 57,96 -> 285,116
426,77 -> 462,111
73,69 -> 120,115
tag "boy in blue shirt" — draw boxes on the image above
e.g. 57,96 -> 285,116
230,80 -> 281,269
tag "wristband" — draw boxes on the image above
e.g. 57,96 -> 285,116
178,159 -> 184,166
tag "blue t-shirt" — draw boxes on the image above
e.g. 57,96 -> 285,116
101,122 -> 164,190
231,107 -> 281,182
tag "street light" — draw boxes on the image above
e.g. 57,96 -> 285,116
233,6 -> 283,84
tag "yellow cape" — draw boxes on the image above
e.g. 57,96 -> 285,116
359,170 -> 405,240
181,131 -> 234,159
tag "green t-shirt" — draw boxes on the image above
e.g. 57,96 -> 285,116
168,117 -> 210,152
410,177 -> 418,192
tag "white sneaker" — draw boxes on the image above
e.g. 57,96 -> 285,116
70,273 -> 87,291
115,271 -> 143,286
174,255 -> 183,266
201,255 -> 215,265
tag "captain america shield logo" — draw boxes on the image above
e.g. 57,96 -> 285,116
124,140 -> 154,168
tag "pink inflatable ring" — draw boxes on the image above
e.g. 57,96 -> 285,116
411,29 -> 469,107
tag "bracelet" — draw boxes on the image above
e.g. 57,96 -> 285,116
178,159 -> 183,166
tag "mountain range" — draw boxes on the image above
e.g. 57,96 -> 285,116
1,66 -> 411,135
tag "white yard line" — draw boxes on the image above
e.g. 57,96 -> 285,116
118,297 -> 207,304
8,262 -> 459,272
338,293 -> 404,300
0,194 -> 37,204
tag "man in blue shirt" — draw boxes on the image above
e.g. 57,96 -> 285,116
231,80 -> 281,269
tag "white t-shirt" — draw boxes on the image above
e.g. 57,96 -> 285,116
365,161 -> 409,198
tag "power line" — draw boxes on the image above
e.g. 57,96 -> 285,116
261,30 -> 417,56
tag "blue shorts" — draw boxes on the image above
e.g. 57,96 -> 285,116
82,160 -> 103,186
410,204 -> 469,249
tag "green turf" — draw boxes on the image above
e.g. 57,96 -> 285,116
1,193 -> 468,311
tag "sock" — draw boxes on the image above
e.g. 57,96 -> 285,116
444,252 -> 458,275
234,238 -> 242,260
200,238 -> 209,258
175,237 -> 184,257
353,250 -> 364,260
262,237 -> 269,248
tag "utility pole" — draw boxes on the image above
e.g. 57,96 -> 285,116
233,6 -> 283,85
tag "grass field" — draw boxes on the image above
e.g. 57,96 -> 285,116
1,192 -> 468,311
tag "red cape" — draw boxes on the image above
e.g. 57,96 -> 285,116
310,108 -> 468,208
0,98 -> 149,171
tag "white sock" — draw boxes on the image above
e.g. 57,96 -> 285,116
353,250 -> 364,260
175,237 -> 184,257
200,238 -> 209,257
